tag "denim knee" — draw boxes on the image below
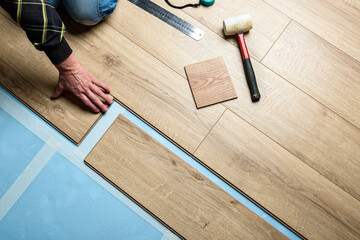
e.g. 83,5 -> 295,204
49,0 -> 61,8
63,0 -> 118,26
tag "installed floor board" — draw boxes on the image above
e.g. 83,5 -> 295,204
85,114 -> 286,240
263,0 -> 360,62
262,21 -> 360,130
64,22 -> 225,153
326,0 -> 360,20
195,110 -> 360,240
223,59 -> 360,201
180,0 -> 291,60
0,11 -> 102,144
107,0 -> 360,201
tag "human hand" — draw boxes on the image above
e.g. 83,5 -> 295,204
52,53 -> 112,113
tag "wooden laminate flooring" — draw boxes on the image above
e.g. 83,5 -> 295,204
1,0 -> 360,239
195,110 -> 360,239
0,10 -> 104,144
85,115 -> 286,240
106,0 -> 360,202
263,0 -> 360,62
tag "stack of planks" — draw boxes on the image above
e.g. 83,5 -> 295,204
1,0 -> 360,238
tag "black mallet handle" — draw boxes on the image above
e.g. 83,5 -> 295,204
237,32 -> 260,102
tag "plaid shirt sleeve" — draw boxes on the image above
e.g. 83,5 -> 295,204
0,0 -> 72,64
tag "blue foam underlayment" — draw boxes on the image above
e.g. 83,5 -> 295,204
0,153 -> 162,240
0,108 -> 44,198
0,86 -> 300,239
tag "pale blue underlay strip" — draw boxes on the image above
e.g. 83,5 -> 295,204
0,140 -> 58,221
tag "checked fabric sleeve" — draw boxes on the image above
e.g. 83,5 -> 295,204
0,0 -> 72,64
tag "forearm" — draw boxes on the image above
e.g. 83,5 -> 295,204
0,0 -> 72,64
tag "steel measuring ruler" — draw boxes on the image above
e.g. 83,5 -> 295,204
128,0 -> 204,41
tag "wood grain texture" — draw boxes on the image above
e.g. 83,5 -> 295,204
185,57 -> 237,108
107,0 -> 360,201
223,58 -> 360,201
85,115 -> 286,240
68,21 -> 225,153
195,110 -> 360,240
0,10 -> 102,144
262,21 -> 360,129
263,0 -> 360,61
178,0 -> 290,60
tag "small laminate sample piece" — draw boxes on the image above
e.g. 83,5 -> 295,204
85,115 -> 286,239
185,57 -> 237,108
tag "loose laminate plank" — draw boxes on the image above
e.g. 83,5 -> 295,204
263,0 -> 360,62
85,114 -> 286,240
262,21 -> 360,130
195,110 -> 360,240
0,10 -> 102,144
107,0 -> 360,201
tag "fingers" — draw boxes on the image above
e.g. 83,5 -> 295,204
51,84 -> 64,99
79,93 -> 101,113
54,66 -> 111,113
92,77 -> 111,93
90,85 -> 113,105
85,90 -> 109,112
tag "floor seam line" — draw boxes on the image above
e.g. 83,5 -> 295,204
192,108 -> 227,154
259,0 -> 360,64
260,19 -> 292,63
259,61 -> 360,132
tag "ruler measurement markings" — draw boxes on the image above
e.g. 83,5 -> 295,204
128,0 -> 204,40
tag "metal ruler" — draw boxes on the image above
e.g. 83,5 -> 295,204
128,0 -> 204,41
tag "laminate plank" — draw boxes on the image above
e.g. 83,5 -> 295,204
68,21 -> 226,153
263,0 -> 360,62
326,0 -> 360,19
0,10 -> 102,144
177,0 -> 290,60
195,110 -> 360,240
85,114 -> 286,240
262,21 -> 360,130
185,57 -> 237,108
106,0 -> 360,200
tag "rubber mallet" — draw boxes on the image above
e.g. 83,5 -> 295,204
223,14 -> 260,102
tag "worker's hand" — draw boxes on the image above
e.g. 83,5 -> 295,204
52,53 -> 113,113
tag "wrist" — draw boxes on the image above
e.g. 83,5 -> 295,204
55,53 -> 81,74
